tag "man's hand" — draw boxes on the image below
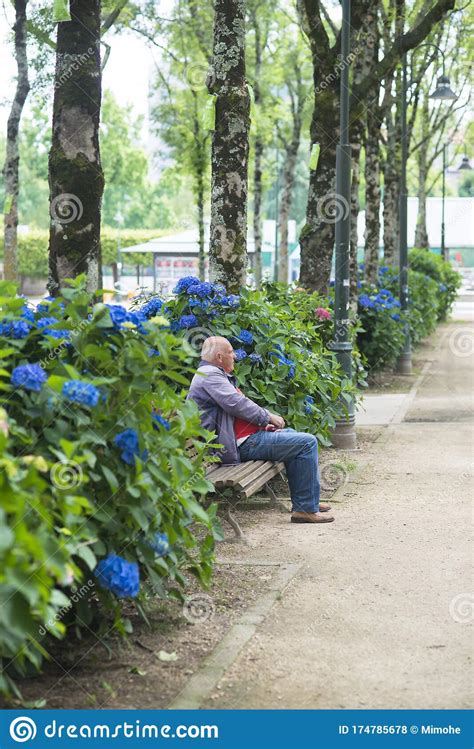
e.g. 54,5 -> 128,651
268,412 -> 285,429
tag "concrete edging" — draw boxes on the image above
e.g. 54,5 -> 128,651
167,562 -> 301,709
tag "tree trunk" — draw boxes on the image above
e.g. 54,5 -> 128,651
349,140 -> 361,299
208,0 -> 250,293
414,146 -> 429,249
48,0 -> 104,295
253,134 -> 263,287
191,92 -> 207,280
196,165 -> 206,279
278,123 -> 300,284
364,110 -> 381,283
3,0 -> 29,283
414,99 -> 429,249
382,109 -> 400,264
250,8 -> 263,288
299,86 -> 339,292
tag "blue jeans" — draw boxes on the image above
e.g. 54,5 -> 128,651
238,428 -> 320,513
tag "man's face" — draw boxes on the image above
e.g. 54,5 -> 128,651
217,342 -> 236,373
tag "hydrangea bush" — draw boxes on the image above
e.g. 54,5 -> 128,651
134,278 -> 360,444
408,248 -> 461,321
0,278 -> 219,697
356,257 -> 456,372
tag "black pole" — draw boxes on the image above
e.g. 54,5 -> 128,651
274,141 -> 279,281
331,0 -> 356,449
441,143 -> 446,261
396,53 -> 412,375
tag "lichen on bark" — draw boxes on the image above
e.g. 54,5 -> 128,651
47,0 -> 104,295
208,0 -> 250,294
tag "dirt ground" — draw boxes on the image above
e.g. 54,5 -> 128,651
0,565 -> 271,709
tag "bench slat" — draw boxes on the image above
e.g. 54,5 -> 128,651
212,461 -> 270,488
241,463 -> 284,498
230,460 -> 278,490
239,461 -> 284,490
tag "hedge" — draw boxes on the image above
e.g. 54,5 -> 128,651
0,277 -> 219,696
0,229 -> 167,278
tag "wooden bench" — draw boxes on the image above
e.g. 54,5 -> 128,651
187,442 -> 286,543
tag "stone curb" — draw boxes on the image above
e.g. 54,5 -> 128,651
166,562 -> 301,709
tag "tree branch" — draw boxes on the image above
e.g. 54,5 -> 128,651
353,0 -> 456,102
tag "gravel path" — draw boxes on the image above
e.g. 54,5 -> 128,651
205,322 -> 473,709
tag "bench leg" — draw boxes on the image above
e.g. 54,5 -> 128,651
265,481 -> 291,513
218,502 -> 248,544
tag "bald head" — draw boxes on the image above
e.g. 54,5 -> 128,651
201,336 -> 236,373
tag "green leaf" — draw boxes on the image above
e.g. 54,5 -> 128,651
75,545 -> 97,571
0,525 -> 14,552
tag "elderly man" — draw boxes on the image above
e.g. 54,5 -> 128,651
187,336 -> 334,524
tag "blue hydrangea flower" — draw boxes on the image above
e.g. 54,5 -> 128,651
36,317 -> 59,329
152,412 -> 171,431
358,294 -> 375,309
214,294 -> 240,308
106,304 -> 128,328
288,366 -> 295,379
304,395 -> 314,415
391,313 -> 401,321
148,348 -> 160,357
249,352 -> 262,364
62,380 -> 100,407
11,363 -> 47,392
187,281 -> 213,297
148,532 -> 170,557
178,314 -> 198,329
20,305 -> 35,323
379,266 -> 389,274
0,320 -> 31,339
234,348 -> 247,361
141,297 -> 163,317
238,329 -> 253,345
211,282 -> 226,295
94,554 -> 140,598
43,328 -> 71,340
37,297 -> 65,316
173,276 -> 200,294
113,428 -> 146,465
439,283 -> 447,292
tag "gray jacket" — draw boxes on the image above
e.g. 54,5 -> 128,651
186,361 -> 270,464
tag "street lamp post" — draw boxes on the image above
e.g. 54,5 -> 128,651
396,53 -> 411,375
396,44 -> 457,375
331,0 -> 356,449
441,143 -> 447,262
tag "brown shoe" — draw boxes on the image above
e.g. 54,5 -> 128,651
291,511 -> 335,524
319,503 -> 332,512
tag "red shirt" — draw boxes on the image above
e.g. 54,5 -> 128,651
234,416 -> 262,442
233,387 -> 264,443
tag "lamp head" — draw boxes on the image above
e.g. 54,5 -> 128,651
458,156 -> 472,170
430,75 -> 457,100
